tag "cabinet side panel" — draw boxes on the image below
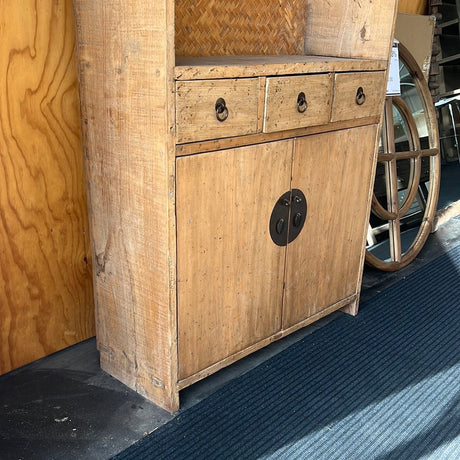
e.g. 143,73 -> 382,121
284,126 -> 378,327
305,0 -> 398,60
176,143 -> 291,380
73,0 -> 178,411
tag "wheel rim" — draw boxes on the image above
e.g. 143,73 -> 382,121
365,43 -> 441,272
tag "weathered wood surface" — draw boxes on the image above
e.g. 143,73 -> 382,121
73,0 -> 178,412
264,74 -> 333,133
284,126 -> 378,327
0,0 -> 94,374
174,56 -> 387,81
175,116 -> 381,157
176,142 -> 291,379
305,0 -> 398,60
176,79 -> 259,143
331,72 -> 386,122
74,0 -> 398,412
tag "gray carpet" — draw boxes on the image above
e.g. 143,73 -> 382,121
115,245 -> 460,459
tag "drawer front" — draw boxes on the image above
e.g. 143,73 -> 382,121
331,71 -> 386,122
176,78 -> 259,143
264,74 -> 333,133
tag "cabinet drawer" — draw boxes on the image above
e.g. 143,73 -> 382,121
331,71 -> 386,122
264,74 -> 332,133
176,78 -> 259,143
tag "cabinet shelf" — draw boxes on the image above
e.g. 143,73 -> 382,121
175,55 -> 387,80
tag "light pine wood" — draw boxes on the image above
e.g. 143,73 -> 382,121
176,79 -> 259,143
283,126 -> 378,327
175,55 -> 387,81
176,142 -> 292,379
0,0 -> 94,375
264,74 -> 333,133
366,43 -> 441,272
305,0 -> 398,60
175,116 -> 381,157
73,0 -> 178,412
178,293 -> 357,390
73,0 -> 398,412
331,72 -> 387,122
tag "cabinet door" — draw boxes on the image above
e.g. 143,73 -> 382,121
283,125 -> 378,328
176,141 -> 292,380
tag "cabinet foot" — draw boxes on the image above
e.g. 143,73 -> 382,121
341,298 -> 359,316
99,346 -> 180,413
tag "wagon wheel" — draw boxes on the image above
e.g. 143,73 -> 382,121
365,43 -> 441,271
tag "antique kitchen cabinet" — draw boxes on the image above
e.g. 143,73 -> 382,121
73,0 -> 398,412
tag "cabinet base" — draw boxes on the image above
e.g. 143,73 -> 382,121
341,298 -> 360,316
99,344 -> 180,413
178,294 -> 358,392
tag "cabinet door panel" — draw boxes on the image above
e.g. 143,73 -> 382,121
283,125 -> 378,328
177,141 -> 292,379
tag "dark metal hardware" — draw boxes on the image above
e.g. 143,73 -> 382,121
215,97 -> 229,122
269,191 -> 291,246
281,197 -> 290,207
293,212 -> 302,227
356,87 -> 366,106
276,218 -> 285,235
269,189 -> 307,246
297,92 -> 308,113
287,189 -> 307,243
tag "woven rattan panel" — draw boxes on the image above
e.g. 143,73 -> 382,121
175,0 -> 308,57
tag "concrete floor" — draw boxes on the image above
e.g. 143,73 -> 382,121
1,164 -> 459,460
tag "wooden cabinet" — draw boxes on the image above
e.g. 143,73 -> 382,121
176,78 -> 260,143
264,74 -> 333,132
284,126 -> 378,328
331,72 -> 387,122
177,125 -> 378,380
73,0 -> 398,412
176,142 -> 291,379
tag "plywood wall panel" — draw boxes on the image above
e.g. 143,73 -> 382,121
398,0 -> 427,15
0,0 -> 95,374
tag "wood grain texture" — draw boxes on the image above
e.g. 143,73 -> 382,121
72,0 -> 397,412
0,0 -> 94,375
73,0 -> 178,412
176,142 -> 291,380
175,55 -> 387,81
264,74 -> 333,133
177,294 -> 357,390
175,116 -> 381,157
305,0 -> 398,60
398,0 -> 427,15
331,72 -> 386,122
283,126 -> 378,328
176,78 -> 259,143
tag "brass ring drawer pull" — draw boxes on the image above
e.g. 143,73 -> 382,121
215,97 -> 229,122
356,86 -> 366,106
297,92 -> 308,113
